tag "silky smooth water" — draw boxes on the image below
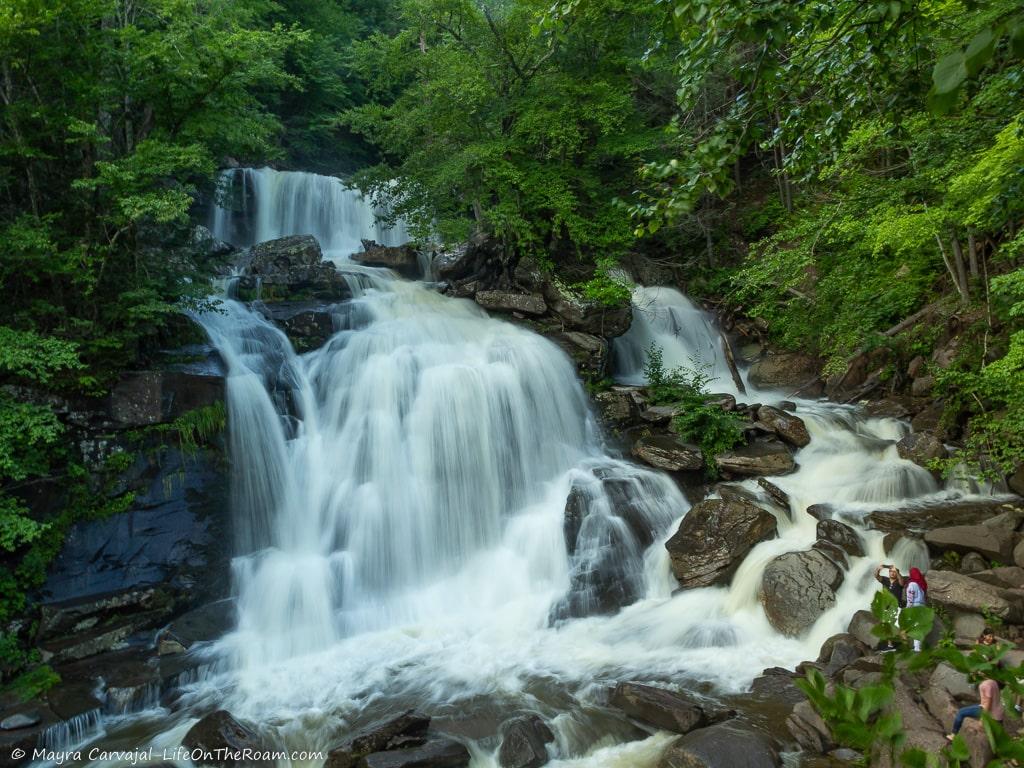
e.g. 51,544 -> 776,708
74,171 -> 1004,768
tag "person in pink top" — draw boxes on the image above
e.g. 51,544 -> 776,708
946,629 -> 1005,740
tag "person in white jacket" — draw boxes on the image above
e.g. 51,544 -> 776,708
905,567 -> 928,651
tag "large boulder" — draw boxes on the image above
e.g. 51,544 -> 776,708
714,440 -> 796,478
658,722 -> 778,768
352,240 -> 420,278
633,435 -> 704,472
924,511 -> 1023,563
474,290 -> 547,316
816,519 -> 865,557
182,710 -> 271,767
542,281 -> 632,338
747,353 -> 821,393
257,301 -> 335,352
665,499 -> 778,589
756,406 -> 810,448
787,700 -> 835,753
762,550 -> 844,636
925,570 -> 1024,622
593,387 -> 645,427
868,499 -> 1024,535
847,610 -> 880,649
237,235 -> 349,300
816,633 -> 869,676
895,432 -> 947,470
358,740 -> 471,768
609,683 -> 711,734
497,715 -> 554,768
325,711 -> 431,768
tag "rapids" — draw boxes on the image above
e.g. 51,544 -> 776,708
65,170 -> 1001,768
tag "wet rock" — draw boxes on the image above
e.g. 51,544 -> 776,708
816,633 -> 869,676
497,715 -> 554,768
551,332 -> 609,379
868,499 -> 1024,535
593,388 -> 644,426
812,540 -> 849,569
106,370 -> 224,428
665,499 -> 778,589
714,440 -> 796,477
705,393 -> 737,411
846,610 -> 880,649
258,301 -> 334,351
816,519 -> 865,557
757,479 -> 790,510
164,600 -> 237,649
787,699 -> 835,753
192,225 -> 237,260
895,431 -> 947,470
326,711 -> 433,768
749,670 -> 803,706
747,352 -> 821,394
182,710 -> 270,767
640,405 -> 682,425
40,606 -> 172,664
610,683 -> 709,734
0,712 -> 39,730
542,281 -> 632,338
359,740 -> 471,768
807,504 -> 834,522
475,290 -> 547,316
924,511 -> 1023,563
762,550 -> 844,637
926,570 -> 1024,622
756,406 -> 810,448
633,435 -> 703,472
353,240 -> 420,278
659,721 -> 778,768
237,235 -> 349,300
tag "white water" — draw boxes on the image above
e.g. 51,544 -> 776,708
78,171 -> 1004,768
210,167 -> 410,261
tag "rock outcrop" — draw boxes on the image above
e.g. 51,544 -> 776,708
714,440 -> 796,477
665,499 -> 778,588
756,406 -> 810,448
497,715 -> 554,768
762,550 -> 844,636
632,435 -> 704,472
658,722 -> 778,768
182,710 -> 270,767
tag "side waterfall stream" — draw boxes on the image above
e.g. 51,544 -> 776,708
74,169 -> 998,767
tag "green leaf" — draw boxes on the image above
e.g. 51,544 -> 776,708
931,52 -> 967,95
899,606 -> 935,641
963,28 -> 996,77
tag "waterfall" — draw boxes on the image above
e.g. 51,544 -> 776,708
209,167 -> 410,261
613,286 -> 743,396
77,168 -> 1008,768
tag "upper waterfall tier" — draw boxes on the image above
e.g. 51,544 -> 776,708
209,167 -> 410,261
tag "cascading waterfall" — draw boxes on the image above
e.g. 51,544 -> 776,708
77,169 -> 1008,768
210,167 -> 410,261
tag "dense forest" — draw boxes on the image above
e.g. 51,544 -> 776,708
1,0 -> 1023,755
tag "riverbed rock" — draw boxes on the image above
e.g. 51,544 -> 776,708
610,683 -> 710,734
326,711 -> 433,768
868,499 -> 1024,535
847,610 -> 880,649
593,387 -> 644,426
816,519 -> 865,557
895,431 -> 947,470
497,715 -> 554,768
633,435 -> 704,472
762,550 -> 844,636
237,235 -> 349,300
926,570 -> 1024,622
0,712 -> 39,730
787,700 -> 835,753
924,511 -> 1023,563
816,633 -> 869,676
182,710 -> 270,767
714,440 -> 796,478
549,331 -> 609,379
474,290 -> 547,316
257,301 -> 334,351
756,406 -> 810,448
353,240 -> 420,277
353,740 -> 470,768
665,499 -> 778,589
659,721 -> 778,768
757,479 -> 790,510
542,281 -> 632,338
747,353 -> 821,394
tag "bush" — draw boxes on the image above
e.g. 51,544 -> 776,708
643,344 -> 744,474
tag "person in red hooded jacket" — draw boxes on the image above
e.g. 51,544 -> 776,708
904,567 -> 928,651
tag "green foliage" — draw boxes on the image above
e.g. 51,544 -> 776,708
801,583 -> 1024,766
3,665 -> 61,704
152,403 -> 227,457
344,0 -> 677,266
643,344 -> 744,474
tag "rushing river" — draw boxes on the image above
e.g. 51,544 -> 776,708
65,169 -> 997,768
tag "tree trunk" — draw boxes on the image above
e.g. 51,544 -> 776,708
967,231 -> 979,279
